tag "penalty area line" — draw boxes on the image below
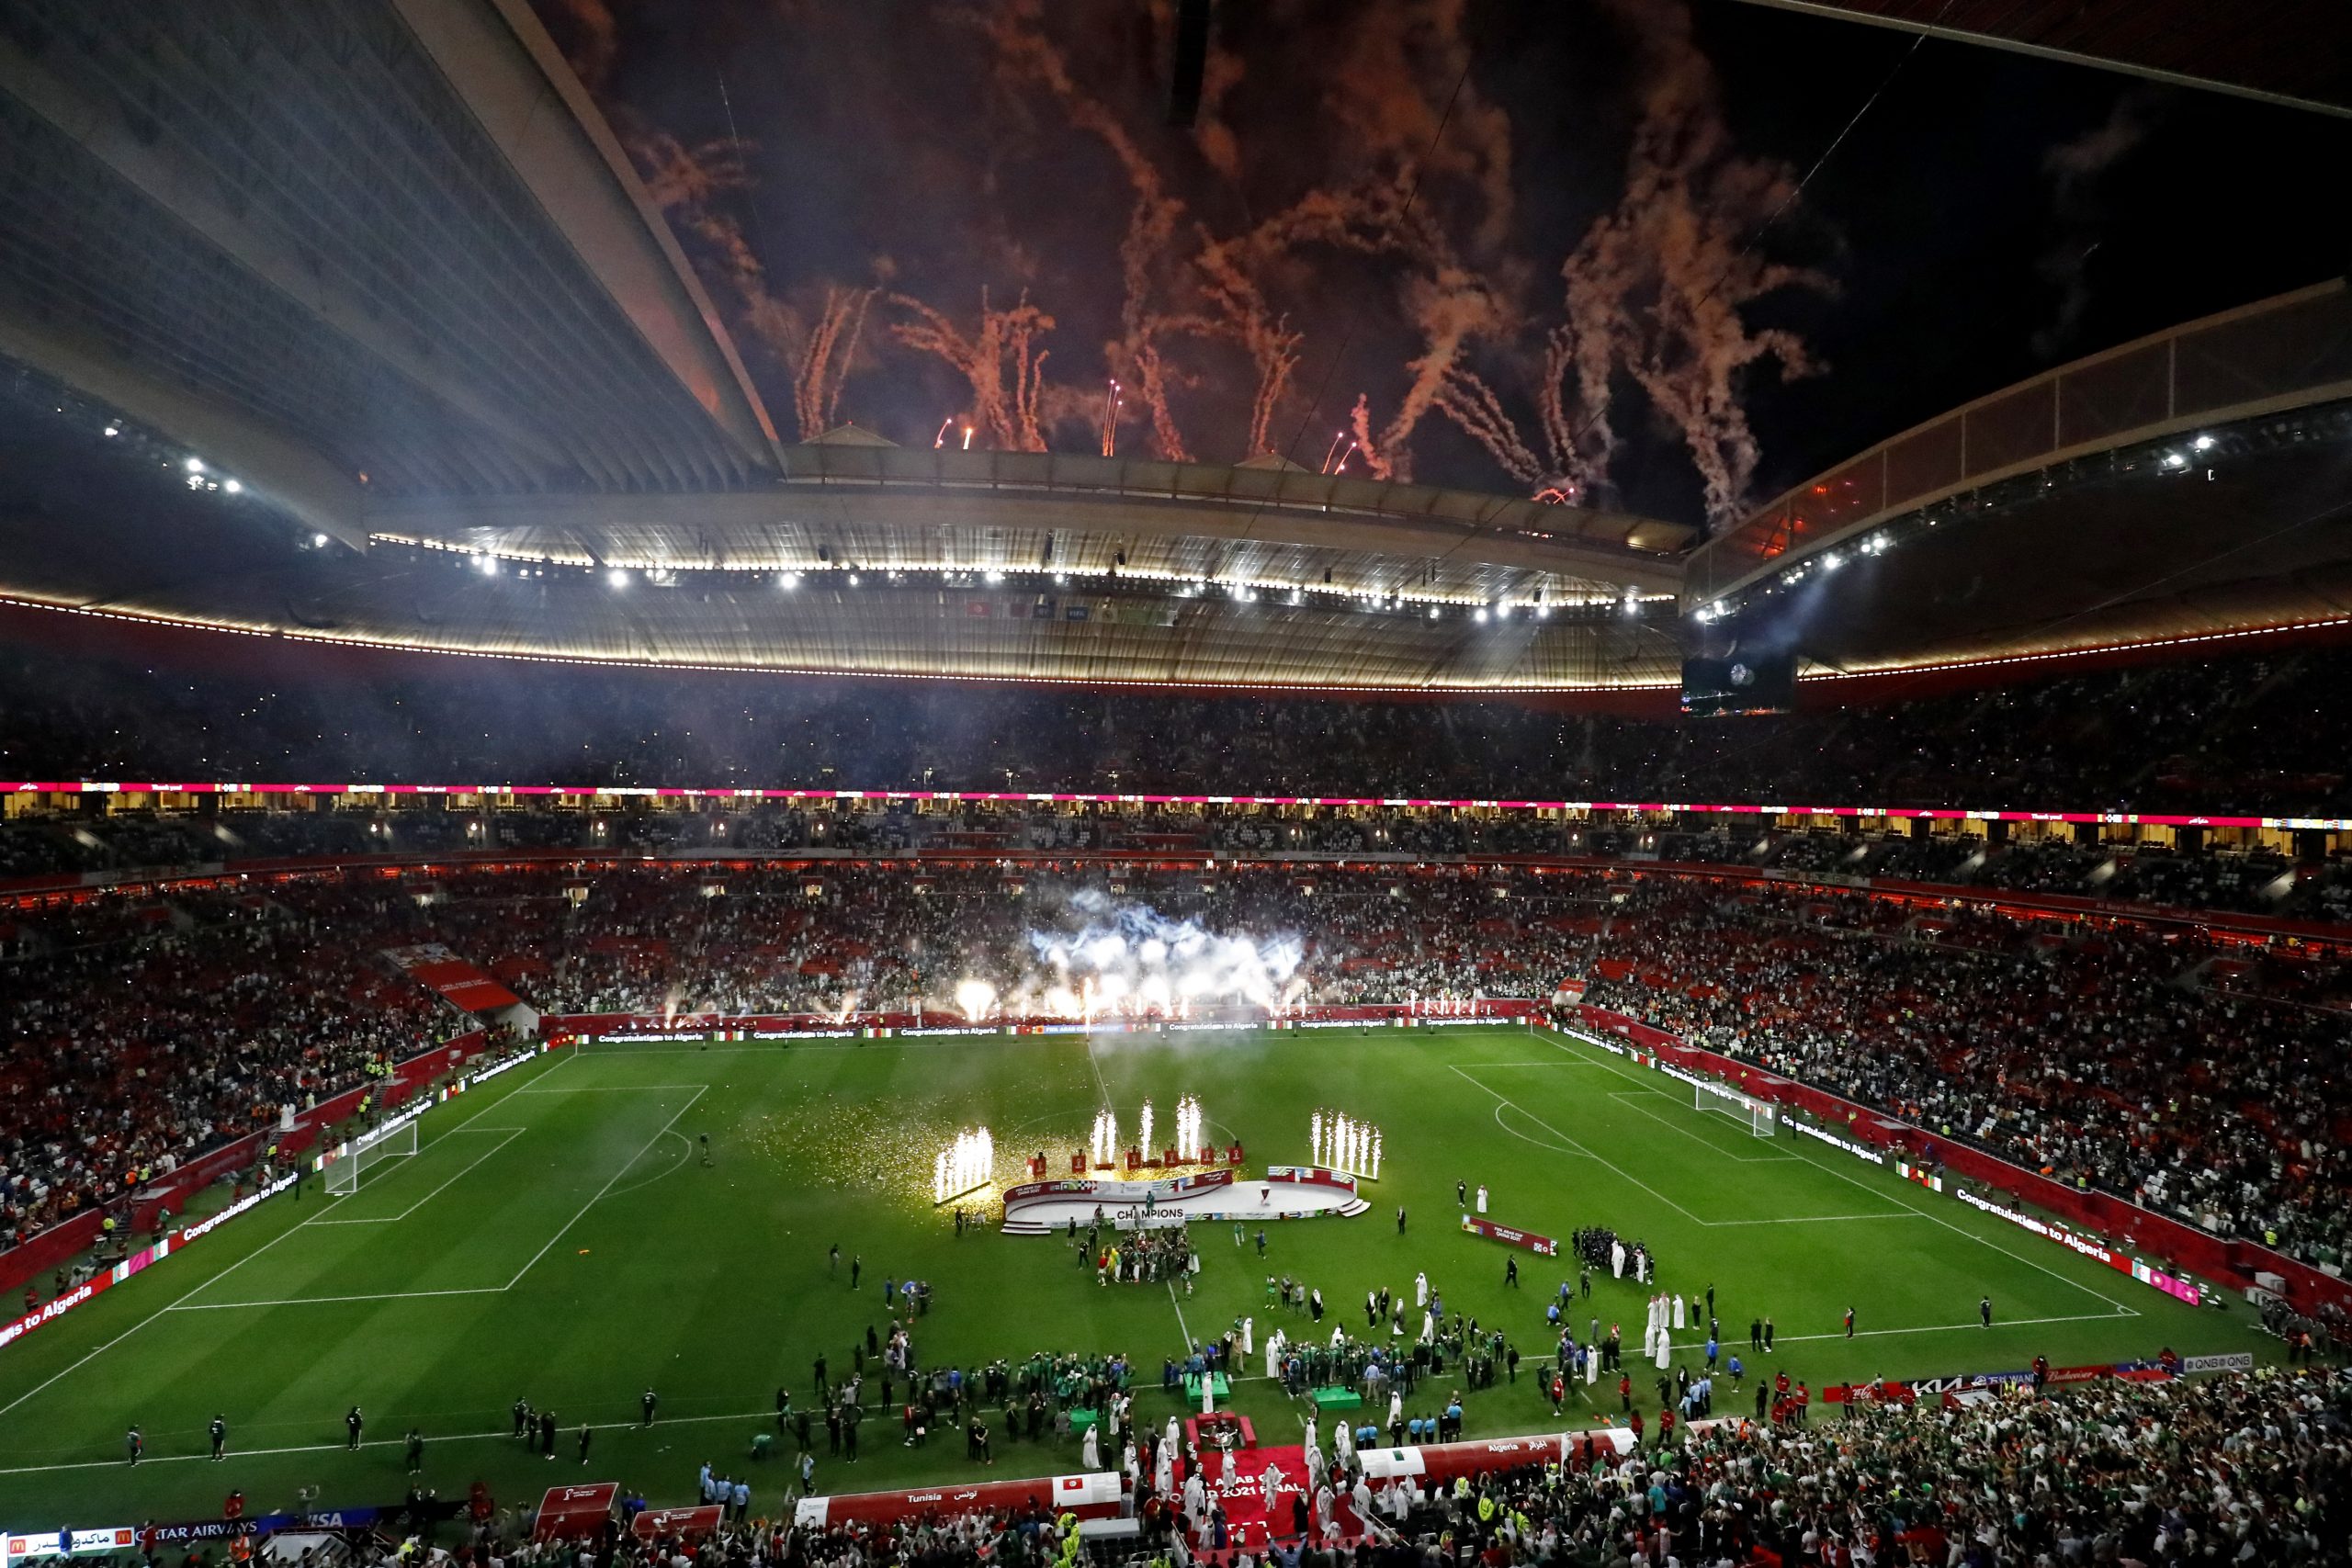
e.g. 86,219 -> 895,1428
503,1085 -> 707,1289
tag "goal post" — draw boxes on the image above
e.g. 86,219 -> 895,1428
1694,1080 -> 1778,1139
326,1118 -> 418,1195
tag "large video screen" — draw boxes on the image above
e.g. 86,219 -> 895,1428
1680,650 -> 1795,716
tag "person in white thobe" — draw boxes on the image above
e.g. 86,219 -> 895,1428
1585,1345 -> 1599,1384
1654,1328 -> 1671,1371
1611,1241 -> 1625,1279
1260,1462 -> 1283,1519
1672,1293 -> 1685,1331
1083,1422 -> 1101,1469
1167,1416 -> 1182,1455
1241,1315 -> 1253,1356
1183,1471 -> 1208,1531
1415,1272 -> 1428,1307
1387,1389 -> 1403,1428
1266,1330 -> 1283,1379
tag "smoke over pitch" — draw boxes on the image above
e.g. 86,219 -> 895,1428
948,890 -> 1305,1021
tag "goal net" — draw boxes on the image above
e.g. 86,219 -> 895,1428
326,1119 -> 417,1196
1695,1082 -> 1777,1138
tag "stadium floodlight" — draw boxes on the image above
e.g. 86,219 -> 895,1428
984,569 -> 1004,584
606,568 -> 629,588
780,571 -> 800,589
103,425 -> 119,437
185,457 -> 205,473
846,572 -> 861,586
2193,434 -> 2216,451
1427,604 -> 1440,619
1820,552 -> 1843,571
1474,607 -> 1488,623
221,478 -> 242,494
474,554 -> 497,575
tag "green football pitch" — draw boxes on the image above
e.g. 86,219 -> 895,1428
0,1024 -> 2274,1527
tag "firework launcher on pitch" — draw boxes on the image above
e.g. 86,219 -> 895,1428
1308,1109 -> 1382,1179
932,1127 -> 994,1205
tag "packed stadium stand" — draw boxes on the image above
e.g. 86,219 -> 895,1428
7,863 -> 2347,1291
5,633 -> 2352,815
514,1361 -> 2352,1568
3,0 -> 2349,1547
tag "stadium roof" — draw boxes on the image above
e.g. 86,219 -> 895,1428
1,0 -> 2340,698
1687,280 -> 2352,675
0,0 -> 784,547
0,0 -> 1698,693
1732,0 -> 2352,117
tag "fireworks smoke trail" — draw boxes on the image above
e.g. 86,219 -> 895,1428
794,285 -> 876,437
1098,379 -> 1124,457
984,3 -> 1196,461
1546,0 -> 1833,524
1432,368 -> 1546,489
890,289 -> 1056,452
567,0 -> 1825,529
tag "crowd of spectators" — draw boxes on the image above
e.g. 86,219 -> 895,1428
0,885 -> 458,1252
5,636 -> 2352,815
1570,879 -> 2352,1270
424,1365 -> 2349,1567
8,795 -> 2352,932
6,861 -> 2347,1286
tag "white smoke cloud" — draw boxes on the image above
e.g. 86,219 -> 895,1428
943,890 -> 1304,1021
1032,891 -> 1305,1015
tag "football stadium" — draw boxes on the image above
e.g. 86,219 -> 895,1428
1,2 -> 2349,1564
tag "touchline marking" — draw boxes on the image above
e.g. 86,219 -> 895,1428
1768,1310 -> 2124,1345
510,1085 -> 711,1094
310,1129 -> 523,1224
503,1085 -> 707,1289
167,1287 -> 506,1312
1530,1027 -> 2143,1316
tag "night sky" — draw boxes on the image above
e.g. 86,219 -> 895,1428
534,0 -> 2350,531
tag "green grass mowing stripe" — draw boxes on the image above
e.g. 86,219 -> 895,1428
307,1128 -> 526,1225
0,1026 -> 2263,1523
0,1055 -> 574,1421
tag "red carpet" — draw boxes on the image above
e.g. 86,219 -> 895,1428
1183,1444 -> 1368,1551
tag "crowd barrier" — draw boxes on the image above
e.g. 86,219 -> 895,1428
1565,1006 -> 2352,1314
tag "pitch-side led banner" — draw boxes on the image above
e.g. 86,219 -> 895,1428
1954,1189 -> 2200,1304
1460,1214 -> 1558,1257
